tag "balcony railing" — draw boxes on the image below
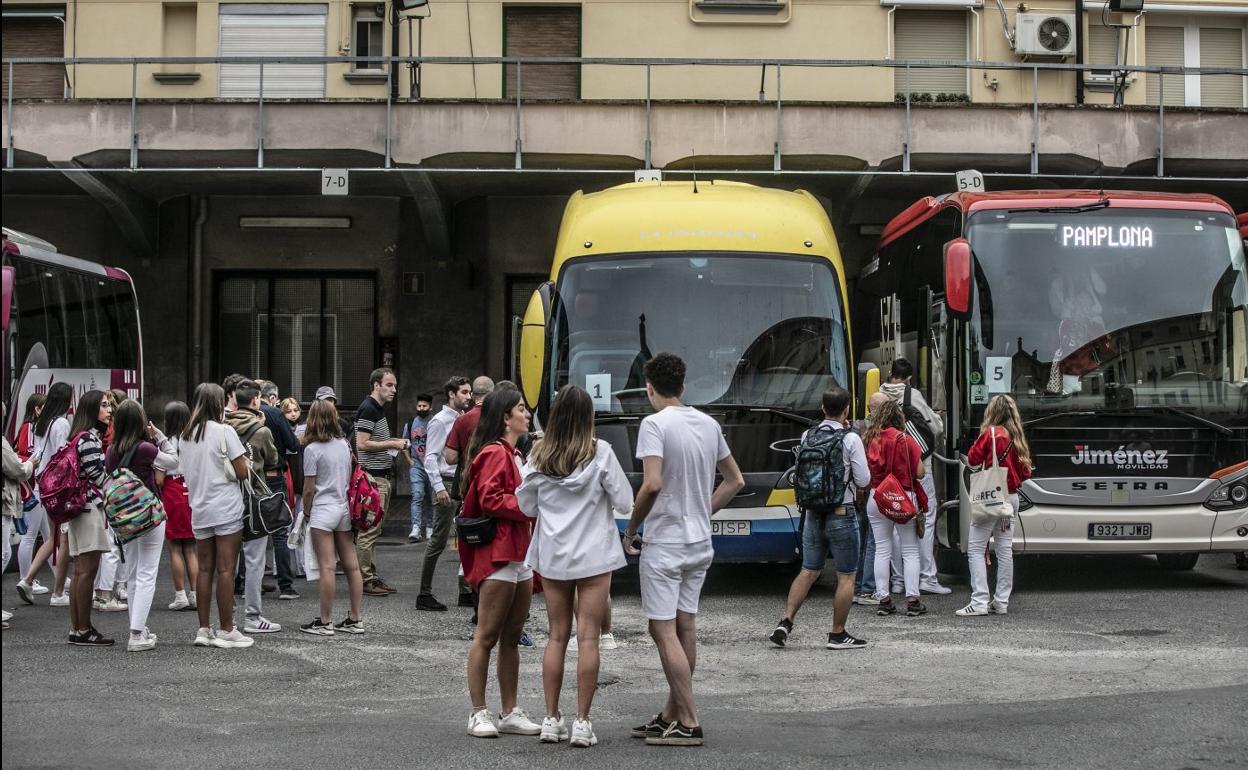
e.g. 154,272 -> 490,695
3,55 -> 1246,176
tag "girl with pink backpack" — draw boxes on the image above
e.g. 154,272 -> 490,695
863,398 -> 929,618
49,390 -> 117,646
298,399 -> 365,636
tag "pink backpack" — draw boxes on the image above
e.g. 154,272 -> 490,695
37,432 -> 94,528
348,455 -> 385,532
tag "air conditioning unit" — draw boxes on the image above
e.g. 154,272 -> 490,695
1015,13 -> 1077,58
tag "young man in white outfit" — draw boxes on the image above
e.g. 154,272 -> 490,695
879,358 -> 951,595
623,353 -> 745,748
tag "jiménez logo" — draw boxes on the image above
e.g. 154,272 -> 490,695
1070,445 -> 1169,471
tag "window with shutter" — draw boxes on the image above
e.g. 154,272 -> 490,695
1199,27 -> 1244,109
893,10 -> 968,98
218,4 -> 327,98
1087,21 -> 1121,67
505,275 -> 547,371
1145,25 -> 1184,107
0,16 -> 66,98
504,6 -> 580,100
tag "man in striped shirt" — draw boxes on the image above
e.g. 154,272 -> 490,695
354,367 -> 409,597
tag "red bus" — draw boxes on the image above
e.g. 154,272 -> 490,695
2,228 -> 143,437
857,191 -> 1248,571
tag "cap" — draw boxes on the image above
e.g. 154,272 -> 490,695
315,386 -> 337,402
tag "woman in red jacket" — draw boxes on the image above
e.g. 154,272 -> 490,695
863,398 -> 928,617
956,394 -> 1033,617
459,388 -> 542,740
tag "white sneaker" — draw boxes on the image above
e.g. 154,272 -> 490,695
1,609 -> 12,622
853,593 -> 882,606
94,597 -> 128,612
194,627 -> 216,647
497,707 -> 542,736
244,616 -> 281,633
989,602 -> 1009,615
920,582 -> 953,595
408,526 -> 423,541
187,591 -> 197,609
468,709 -> 499,738
955,603 -> 990,617
212,627 -> 255,648
169,593 -> 191,611
30,579 -> 50,595
599,632 -> 618,651
570,719 -> 598,748
15,579 -> 34,604
49,593 -> 69,607
539,715 -> 568,743
127,630 -> 158,652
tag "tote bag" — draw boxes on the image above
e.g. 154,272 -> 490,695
969,427 -> 1014,527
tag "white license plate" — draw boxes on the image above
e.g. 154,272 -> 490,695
1088,523 -> 1152,540
711,520 -> 751,536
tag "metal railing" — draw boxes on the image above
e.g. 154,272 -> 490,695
3,55 -> 1246,176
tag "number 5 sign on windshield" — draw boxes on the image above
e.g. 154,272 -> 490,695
955,169 -> 984,193
985,356 -> 1011,393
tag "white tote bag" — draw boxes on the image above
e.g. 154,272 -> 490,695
969,427 -> 1014,527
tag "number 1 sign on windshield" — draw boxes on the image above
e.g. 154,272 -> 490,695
955,169 -> 984,193
586,373 -> 611,411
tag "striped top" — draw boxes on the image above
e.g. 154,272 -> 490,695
77,431 -> 110,503
354,396 -> 393,472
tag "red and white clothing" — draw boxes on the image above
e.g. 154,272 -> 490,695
967,427 -> 1032,494
458,441 -> 534,591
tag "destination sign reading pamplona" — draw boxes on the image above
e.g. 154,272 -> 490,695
1060,225 -> 1154,248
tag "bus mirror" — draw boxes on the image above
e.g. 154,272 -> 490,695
944,238 -> 972,317
518,282 -> 554,410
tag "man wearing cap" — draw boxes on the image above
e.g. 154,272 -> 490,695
353,368 -> 410,597
315,385 -> 354,438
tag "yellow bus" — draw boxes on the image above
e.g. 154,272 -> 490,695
516,180 -> 859,562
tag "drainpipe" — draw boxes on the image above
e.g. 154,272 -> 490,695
190,196 -> 207,384
1075,0 -> 1085,104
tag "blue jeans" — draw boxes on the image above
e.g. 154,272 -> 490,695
855,504 -> 876,595
800,505 -> 861,574
409,464 -> 433,531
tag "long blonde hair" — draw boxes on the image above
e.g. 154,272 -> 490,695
981,394 -> 1033,470
527,385 -> 596,478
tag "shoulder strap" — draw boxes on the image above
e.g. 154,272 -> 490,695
240,422 -> 264,447
904,384 -> 913,409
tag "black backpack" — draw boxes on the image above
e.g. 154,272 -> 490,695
793,425 -> 849,513
902,385 -> 936,460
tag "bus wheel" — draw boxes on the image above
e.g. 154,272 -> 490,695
1155,553 -> 1200,571
935,546 -> 968,576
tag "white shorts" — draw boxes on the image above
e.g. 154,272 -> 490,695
192,519 -> 244,541
639,539 -> 715,621
309,506 -> 351,533
484,561 -> 534,584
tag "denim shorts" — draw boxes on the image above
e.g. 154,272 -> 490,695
801,504 -> 861,574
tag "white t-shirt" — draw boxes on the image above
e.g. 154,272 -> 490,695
302,438 -> 352,518
180,421 -> 246,529
634,406 -> 731,544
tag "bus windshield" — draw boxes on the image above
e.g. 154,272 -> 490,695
965,208 -> 1248,421
549,253 -> 849,413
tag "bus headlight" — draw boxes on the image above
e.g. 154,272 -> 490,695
1205,480 -> 1248,511
1016,491 -> 1033,512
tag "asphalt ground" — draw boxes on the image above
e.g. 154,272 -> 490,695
3,540 -> 1246,770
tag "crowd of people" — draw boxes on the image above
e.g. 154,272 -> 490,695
3,353 -> 1037,748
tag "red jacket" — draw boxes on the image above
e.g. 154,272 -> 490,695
15,423 -> 34,461
867,427 -> 928,512
458,440 -> 533,591
968,427 -> 1033,494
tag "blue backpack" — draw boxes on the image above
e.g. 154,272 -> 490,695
793,425 -> 848,513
